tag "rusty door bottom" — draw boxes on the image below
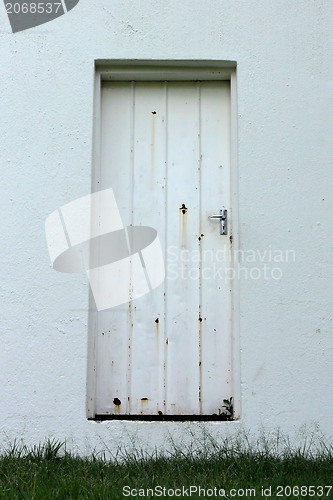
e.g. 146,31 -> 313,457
91,414 -> 236,422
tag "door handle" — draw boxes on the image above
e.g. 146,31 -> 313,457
208,209 -> 227,235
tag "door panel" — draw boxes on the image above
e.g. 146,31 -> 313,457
94,80 -> 232,417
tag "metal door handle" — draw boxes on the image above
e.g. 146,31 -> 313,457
208,209 -> 227,235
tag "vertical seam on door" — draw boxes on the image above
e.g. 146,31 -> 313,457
126,81 -> 136,414
163,81 -> 169,415
198,81 -> 203,414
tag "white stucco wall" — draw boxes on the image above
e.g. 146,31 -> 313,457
1,0 -> 332,455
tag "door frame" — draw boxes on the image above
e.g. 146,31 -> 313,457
87,60 -> 240,421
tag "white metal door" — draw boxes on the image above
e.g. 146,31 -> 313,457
92,80 -> 233,418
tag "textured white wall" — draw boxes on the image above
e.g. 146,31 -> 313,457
0,0 -> 332,455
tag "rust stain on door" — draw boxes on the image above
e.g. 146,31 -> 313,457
179,203 -> 188,247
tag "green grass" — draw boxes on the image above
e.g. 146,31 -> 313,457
0,436 -> 332,499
